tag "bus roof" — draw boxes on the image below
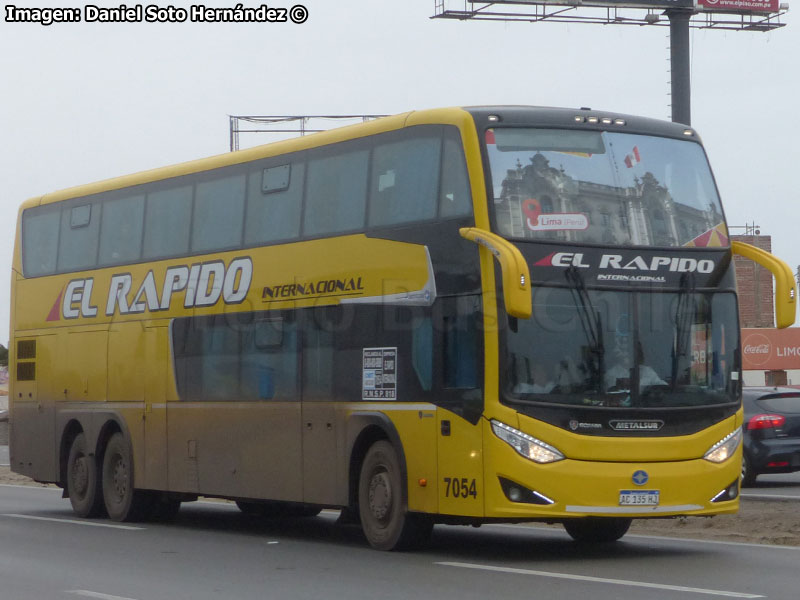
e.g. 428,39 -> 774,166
19,105 -> 700,212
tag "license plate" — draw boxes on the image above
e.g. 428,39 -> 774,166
619,490 -> 660,506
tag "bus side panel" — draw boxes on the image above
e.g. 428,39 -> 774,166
437,410 -> 484,517
167,401 -> 304,500
396,407 -> 439,514
107,321 -> 147,486
10,333 -> 58,482
143,325 -> 169,491
59,328 -> 108,405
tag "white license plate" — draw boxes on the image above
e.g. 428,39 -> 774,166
619,490 -> 660,506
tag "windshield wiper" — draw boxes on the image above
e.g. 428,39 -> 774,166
564,266 -> 605,392
671,272 -> 696,391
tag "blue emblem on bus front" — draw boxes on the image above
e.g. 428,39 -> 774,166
632,470 -> 649,486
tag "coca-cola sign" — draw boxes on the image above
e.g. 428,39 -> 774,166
742,333 -> 771,367
742,329 -> 800,371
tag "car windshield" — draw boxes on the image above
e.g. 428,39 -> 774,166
486,128 -> 727,248
503,286 -> 740,408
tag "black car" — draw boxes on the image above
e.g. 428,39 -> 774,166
742,387 -> 800,486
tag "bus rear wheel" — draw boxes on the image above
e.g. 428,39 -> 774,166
563,517 -> 632,543
358,441 -> 432,551
66,432 -> 104,518
101,433 -> 149,522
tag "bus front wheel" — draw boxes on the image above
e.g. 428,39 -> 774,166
66,432 -> 104,518
101,433 -> 149,522
358,441 -> 432,551
563,517 -> 632,543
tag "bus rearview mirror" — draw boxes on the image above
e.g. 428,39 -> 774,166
732,240 -> 797,329
459,227 -> 532,320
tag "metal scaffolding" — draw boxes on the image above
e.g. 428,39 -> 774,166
228,115 -> 387,152
432,0 -> 787,31
432,0 -> 787,125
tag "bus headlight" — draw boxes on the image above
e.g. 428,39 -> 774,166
491,420 -> 565,464
703,428 -> 742,464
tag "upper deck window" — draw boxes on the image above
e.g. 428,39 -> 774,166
486,128 -> 727,248
99,195 -> 144,266
143,184 -> 193,260
58,203 -> 99,272
304,144 -> 369,237
192,173 -> 246,253
368,135 -> 440,227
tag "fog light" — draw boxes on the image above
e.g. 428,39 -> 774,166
499,477 -> 555,505
710,479 -> 740,503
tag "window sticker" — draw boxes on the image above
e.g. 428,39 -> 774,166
522,198 -> 588,231
362,347 -> 397,400
690,325 -> 709,386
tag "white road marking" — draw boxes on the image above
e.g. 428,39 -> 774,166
741,493 -> 800,501
486,522 -> 800,550
66,591 -> 139,600
436,562 -> 764,598
2,514 -> 144,530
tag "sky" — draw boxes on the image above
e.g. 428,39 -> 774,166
1,0 -> 797,345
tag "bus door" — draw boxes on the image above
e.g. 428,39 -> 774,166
435,296 -> 484,517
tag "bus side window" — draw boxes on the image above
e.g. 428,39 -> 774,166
58,203 -> 99,272
99,194 -> 144,266
439,128 -> 472,219
172,314 -> 298,402
303,311 -> 335,401
192,173 -> 246,253
368,135 -> 440,228
304,144 -> 369,237
22,207 -> 60,277
144,184 -> 192,259
437,295 -> 483,423
412,316 -> 433,392
443,311 -> 478,389
245,161 -> 305,245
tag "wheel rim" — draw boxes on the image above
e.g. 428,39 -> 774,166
368,469 -> 393,524
109,453 -> 128,503
72,455 -> 89,497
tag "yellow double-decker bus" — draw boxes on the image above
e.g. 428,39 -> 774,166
10,106 -> 796,550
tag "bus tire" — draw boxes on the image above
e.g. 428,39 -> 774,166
66,433 -> 104,518
101,433 -> 149,522
563,517 -> 632,543
358,441 -> 432,551
741,454 -> 757,487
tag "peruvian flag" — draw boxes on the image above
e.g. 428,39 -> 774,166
624,146 -> 641,168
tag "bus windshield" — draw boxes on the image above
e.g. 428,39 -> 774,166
486,128 -> 727,248
504,287 -> 740,408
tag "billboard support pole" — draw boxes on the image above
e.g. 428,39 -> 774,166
668,9 -> 692,126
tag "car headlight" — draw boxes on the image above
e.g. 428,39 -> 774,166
703,428 -> 742,464
491,419 -> 564,464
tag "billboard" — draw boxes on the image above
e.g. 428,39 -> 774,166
696,0 -> 780,12
742,328 -> 800,371
525,0 -> 695,8
478,0 -> 781,13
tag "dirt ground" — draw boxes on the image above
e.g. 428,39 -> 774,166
0,465 -> 796,546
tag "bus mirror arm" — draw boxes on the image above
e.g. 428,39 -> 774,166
731,241 -> 797,329
459,227 -> 532,320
